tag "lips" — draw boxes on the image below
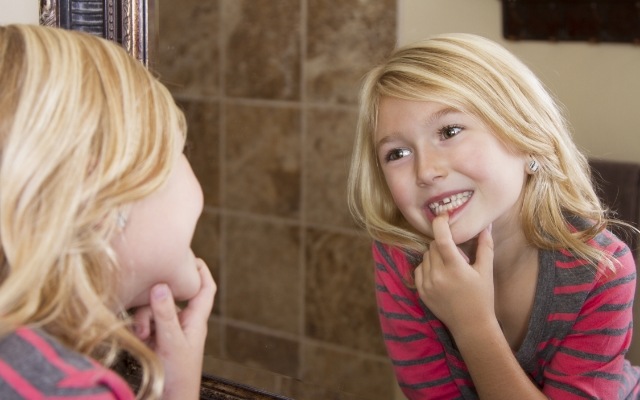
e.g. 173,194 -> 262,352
428,191 -> 473,216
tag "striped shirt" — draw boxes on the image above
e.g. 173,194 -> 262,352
0,326 -> 135,399
374,228 -> 640,399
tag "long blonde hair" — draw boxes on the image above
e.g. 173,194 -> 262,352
348,33 -> 619,271
0,24 -> 186,398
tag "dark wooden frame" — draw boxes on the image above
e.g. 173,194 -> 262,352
502,0 -> 640,44
39,0 -> 157,66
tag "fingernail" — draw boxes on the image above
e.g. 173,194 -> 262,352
152,284 -> 169,300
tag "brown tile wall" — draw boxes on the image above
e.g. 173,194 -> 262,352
156,1 -> 398,399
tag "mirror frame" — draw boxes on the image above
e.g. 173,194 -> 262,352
39,0 -> 156,66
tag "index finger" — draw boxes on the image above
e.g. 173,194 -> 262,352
431,214 -> 465,264
179,258 -> 216,327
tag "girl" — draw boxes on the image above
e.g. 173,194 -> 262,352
348,33 -> 640,399
0,24 -> 216,399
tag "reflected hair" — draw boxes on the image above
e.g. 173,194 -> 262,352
347,33 -> 619,271
0,24 -> 186,398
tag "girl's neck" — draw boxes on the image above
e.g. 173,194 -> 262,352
491,224 -> 538,283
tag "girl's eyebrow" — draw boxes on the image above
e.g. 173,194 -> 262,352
424,106 -> 462,126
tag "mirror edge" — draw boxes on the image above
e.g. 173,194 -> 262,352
38,0 -> 157,67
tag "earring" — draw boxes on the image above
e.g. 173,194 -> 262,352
527,159 -> 540,174
116,211 -> 128,229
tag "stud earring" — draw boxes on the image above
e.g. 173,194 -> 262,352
527,159 -> 540,174
116,211 -> 128,229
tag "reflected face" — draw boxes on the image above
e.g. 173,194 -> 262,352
113,143 -> 204,309
375,97 -> 527,244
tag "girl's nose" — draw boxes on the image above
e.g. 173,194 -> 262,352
415,150 -> 447,186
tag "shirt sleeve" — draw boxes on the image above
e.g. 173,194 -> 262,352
542,238 -> 640,399
373,241 -> 469,399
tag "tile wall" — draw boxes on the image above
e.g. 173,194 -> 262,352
155,1 -> 399,398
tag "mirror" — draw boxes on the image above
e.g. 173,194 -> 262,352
154,1 -> 399,399
39,1 -> 400,399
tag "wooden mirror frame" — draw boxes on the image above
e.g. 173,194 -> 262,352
38,0 -> 157,66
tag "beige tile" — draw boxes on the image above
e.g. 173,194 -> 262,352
156,0 -> 220,96
177,98 -> 220,208
306,0 -> 397,104
204,318 -> 223,358
225,325 -> 299,378
224,104 -> 301,218
304,229 -> 386,355
300,343 -> 396,400
305,108 -> 358,228
225,216 -> 301,334
222,0 -> 301,100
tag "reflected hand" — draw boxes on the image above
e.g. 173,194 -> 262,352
414,215 -> 494,335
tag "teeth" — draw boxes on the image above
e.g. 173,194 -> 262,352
428,191 -> 472,215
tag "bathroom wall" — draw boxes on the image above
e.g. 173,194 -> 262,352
155,1 -> 400,399
0,0 -> 37,24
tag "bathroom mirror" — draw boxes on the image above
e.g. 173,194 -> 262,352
38,1 -> 400,399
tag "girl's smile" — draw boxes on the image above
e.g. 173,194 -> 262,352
426,190 -> 474,220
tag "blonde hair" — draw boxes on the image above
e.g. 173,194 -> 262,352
348,33 -> 618,271
0,24 -> 186,398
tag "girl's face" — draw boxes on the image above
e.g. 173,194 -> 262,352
375,96 -> 528,244
113,141 -> 204,309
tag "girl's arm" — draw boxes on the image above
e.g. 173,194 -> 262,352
540,236 -> 638,399
373,242 -> 470,399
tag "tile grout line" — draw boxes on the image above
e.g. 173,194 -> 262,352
217,0 -> 228,359
297,0 -> 309,382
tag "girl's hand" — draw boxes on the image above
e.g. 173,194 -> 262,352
132,258 -> 216,400
414,215 -> 495,335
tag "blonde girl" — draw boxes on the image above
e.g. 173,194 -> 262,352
0,24 -> 215,399
348,33 -> 639,399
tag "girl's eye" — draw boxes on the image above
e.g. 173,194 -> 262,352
439,125 -> 463,140
384,148 -> 411,162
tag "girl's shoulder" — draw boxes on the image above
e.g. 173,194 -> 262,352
0,326 -> 134,399
556,216 -> 636,286
372,240 -> 422,290
566,215 -> 634,262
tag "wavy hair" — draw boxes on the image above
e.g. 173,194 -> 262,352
0,24 -> 186,398
348,33 -> 623,271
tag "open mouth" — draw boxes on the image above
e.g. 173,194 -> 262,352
428,191 -> 473,216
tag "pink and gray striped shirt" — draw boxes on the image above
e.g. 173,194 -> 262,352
0,326 -> 134,399
374,226 -> 640,399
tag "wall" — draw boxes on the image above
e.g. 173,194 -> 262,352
0,0 -> 38,24
155,1 -> 401,399
398,0 -> 640,163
